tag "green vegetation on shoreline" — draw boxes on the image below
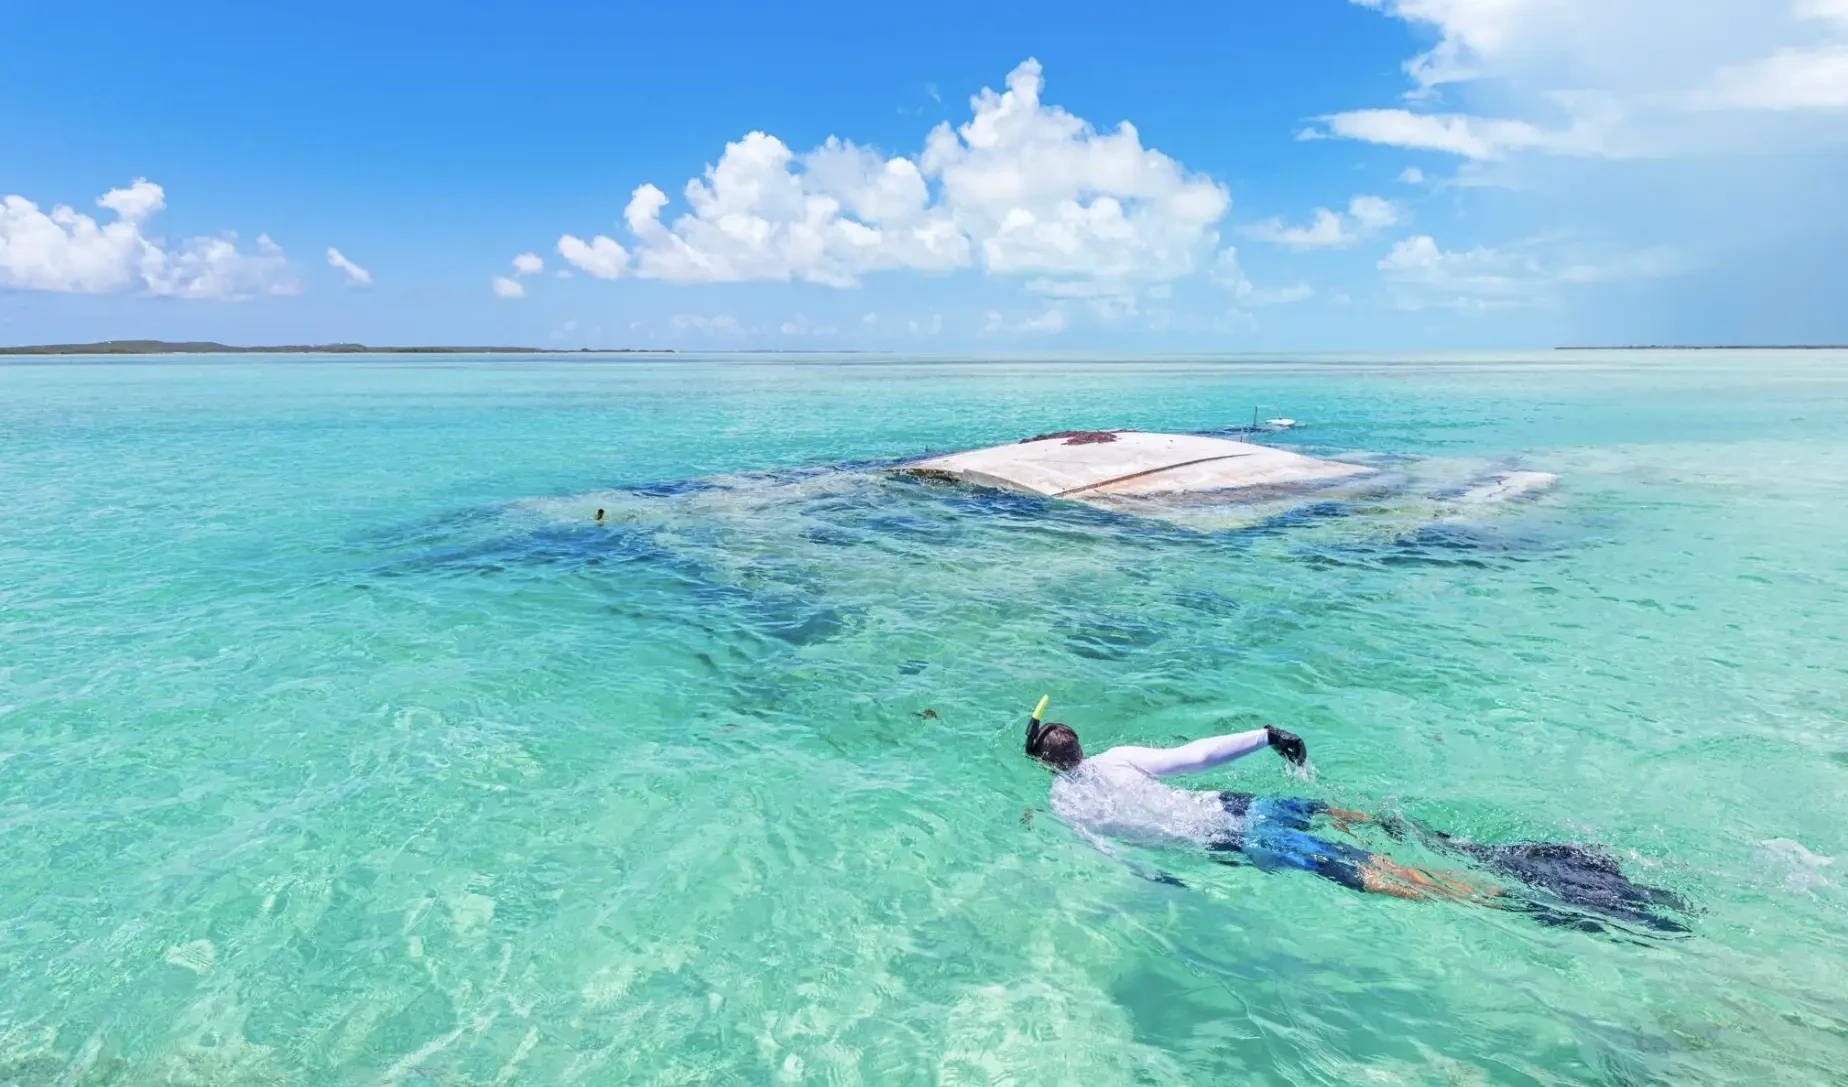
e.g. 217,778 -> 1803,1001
0,340 -> 670,356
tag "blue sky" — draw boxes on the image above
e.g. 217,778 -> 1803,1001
4,0 -> 1846,350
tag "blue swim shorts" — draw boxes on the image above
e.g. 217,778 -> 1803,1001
1212,793 -> 1370,891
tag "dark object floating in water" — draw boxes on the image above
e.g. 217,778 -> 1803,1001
898,659 -> 929,675
914,708 -> 939,720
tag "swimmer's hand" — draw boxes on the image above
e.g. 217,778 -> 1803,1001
1265,726 -> 1307,766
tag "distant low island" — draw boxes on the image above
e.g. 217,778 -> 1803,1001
0,340 -> 671,356
1557,344 -> 1847,350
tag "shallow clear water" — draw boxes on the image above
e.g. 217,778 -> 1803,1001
2,351 -> 1845,1085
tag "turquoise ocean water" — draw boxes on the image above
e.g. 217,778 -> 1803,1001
2,351 -> 1845,1084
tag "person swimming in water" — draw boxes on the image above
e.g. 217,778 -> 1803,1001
1024,701 -> 1690,933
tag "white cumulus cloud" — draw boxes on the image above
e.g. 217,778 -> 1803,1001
491,276 -> 525,298
511,252 -> 544,276
1244,196 -> 1401,249
327,247 -> 371,286
523,59 -> 1229,294
0,178 -> 295,298
97,178 -> 166,223
557,234 -> 629,279
145,234 -> 294,300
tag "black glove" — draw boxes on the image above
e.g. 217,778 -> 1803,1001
1265,726 -> 1307,767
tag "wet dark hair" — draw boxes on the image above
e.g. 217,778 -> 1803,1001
1027,722 -> 1084,771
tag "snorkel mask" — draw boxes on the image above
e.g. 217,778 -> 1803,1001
1024,695 -> 1050,755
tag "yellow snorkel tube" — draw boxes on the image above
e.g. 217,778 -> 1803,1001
1024,695 -> 1050,754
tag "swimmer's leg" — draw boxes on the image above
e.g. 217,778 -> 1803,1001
1357,856 -> 1496,902
1211,826 -> 1489,901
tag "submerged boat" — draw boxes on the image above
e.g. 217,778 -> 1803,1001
902,430 -> 1370,499
898,430 -> 1556,529
453,427 -> 1561,576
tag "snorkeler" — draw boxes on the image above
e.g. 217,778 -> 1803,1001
1023,698 -> 1690,932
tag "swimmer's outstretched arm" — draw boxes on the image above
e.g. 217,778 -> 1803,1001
1102,726 -> 1306,778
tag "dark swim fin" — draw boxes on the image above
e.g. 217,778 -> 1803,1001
1454,840 -> 1693,934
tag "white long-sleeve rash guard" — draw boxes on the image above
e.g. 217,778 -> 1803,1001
1048,728 -> 1273,849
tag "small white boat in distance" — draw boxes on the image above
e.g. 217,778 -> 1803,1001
902,430 -> 1370,500
1262,418 -> 1297,431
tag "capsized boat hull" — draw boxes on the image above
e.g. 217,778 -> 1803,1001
902,431 -> 1372,499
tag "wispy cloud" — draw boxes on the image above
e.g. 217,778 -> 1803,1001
1322,0 -> 1848,159
1378,234 -> 1686,310
1212,247 -> 1315,308
1243,196 -> 1401,249
327,247 -> 371,286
